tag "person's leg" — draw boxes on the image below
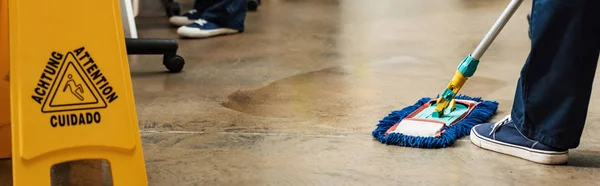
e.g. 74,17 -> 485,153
512,0 -> 600,150
169,0 -> 219,26
470,0 -> 600,164
177,0 -> 247,38
199,0 -> 246,32
194,0 -> 218,14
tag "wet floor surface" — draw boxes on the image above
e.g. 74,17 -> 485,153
4,0 -> 600,185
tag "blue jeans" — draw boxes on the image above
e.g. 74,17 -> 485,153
511,0 -> 600,149
194,0 -> 247,31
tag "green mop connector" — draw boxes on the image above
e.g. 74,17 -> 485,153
440,88 -> 455,103
457,55 -> 479,77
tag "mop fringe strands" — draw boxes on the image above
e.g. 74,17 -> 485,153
371,95 -> 498,149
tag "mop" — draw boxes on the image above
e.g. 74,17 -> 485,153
372,0 -> 523,148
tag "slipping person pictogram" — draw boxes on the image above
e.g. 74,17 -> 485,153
63,74 -> 84,101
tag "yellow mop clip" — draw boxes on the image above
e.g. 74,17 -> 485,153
434,68 -> 469,116
433,55 -> 478,117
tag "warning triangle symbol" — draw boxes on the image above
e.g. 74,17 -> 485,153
41,52 -> 107,113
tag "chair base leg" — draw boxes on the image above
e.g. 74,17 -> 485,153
125,38 -> 185,73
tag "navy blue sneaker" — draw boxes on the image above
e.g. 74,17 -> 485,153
177,19 -> 240,38
470,115 -> 569,164
169,9 -> 203,26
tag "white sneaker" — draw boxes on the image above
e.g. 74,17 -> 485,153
177,19 -> 240,38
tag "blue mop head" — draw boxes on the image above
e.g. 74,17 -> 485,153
371,95 -> 498,149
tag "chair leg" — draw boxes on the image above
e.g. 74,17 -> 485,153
125,38 -> 186,73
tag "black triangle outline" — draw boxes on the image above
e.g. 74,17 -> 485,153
41,52 -> 107,113
49,62 -> 99,107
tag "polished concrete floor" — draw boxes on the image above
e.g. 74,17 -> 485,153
5,0 -> 600,185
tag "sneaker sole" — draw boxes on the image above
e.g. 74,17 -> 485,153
470,127 -> 568,165
177,27 -> 239,38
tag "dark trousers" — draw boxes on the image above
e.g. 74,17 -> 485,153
511,0 -> 600,149
194,0 -> 247,31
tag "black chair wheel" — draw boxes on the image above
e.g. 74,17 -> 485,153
247,0 -> 259,11
171,2 -> 181,16
164,55 -> 185,73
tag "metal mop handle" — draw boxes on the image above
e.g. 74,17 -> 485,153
432,0 -> 524,118
471,0 -> 524,60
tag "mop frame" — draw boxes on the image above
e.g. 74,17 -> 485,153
372,95 -> 498,149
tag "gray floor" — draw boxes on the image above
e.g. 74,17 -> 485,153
4,0 -> 600,185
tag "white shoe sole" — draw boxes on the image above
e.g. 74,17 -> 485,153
169,16 -> 196,26
177,26 -> 239,38
470,127 -> 568,165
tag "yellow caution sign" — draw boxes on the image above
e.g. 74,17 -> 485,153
8,0 -> 148,185
0,0 -> 11,159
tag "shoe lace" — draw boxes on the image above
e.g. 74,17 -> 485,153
188,9 -> 198,14
194,19 -> 207,26
489,115 -> 512,135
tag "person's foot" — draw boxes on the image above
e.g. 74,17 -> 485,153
169,9 -> 203,26
177,19 -> 240,38
470,115 -> 569,165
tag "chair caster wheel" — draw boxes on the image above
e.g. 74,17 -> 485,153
164,55 -> 185,73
